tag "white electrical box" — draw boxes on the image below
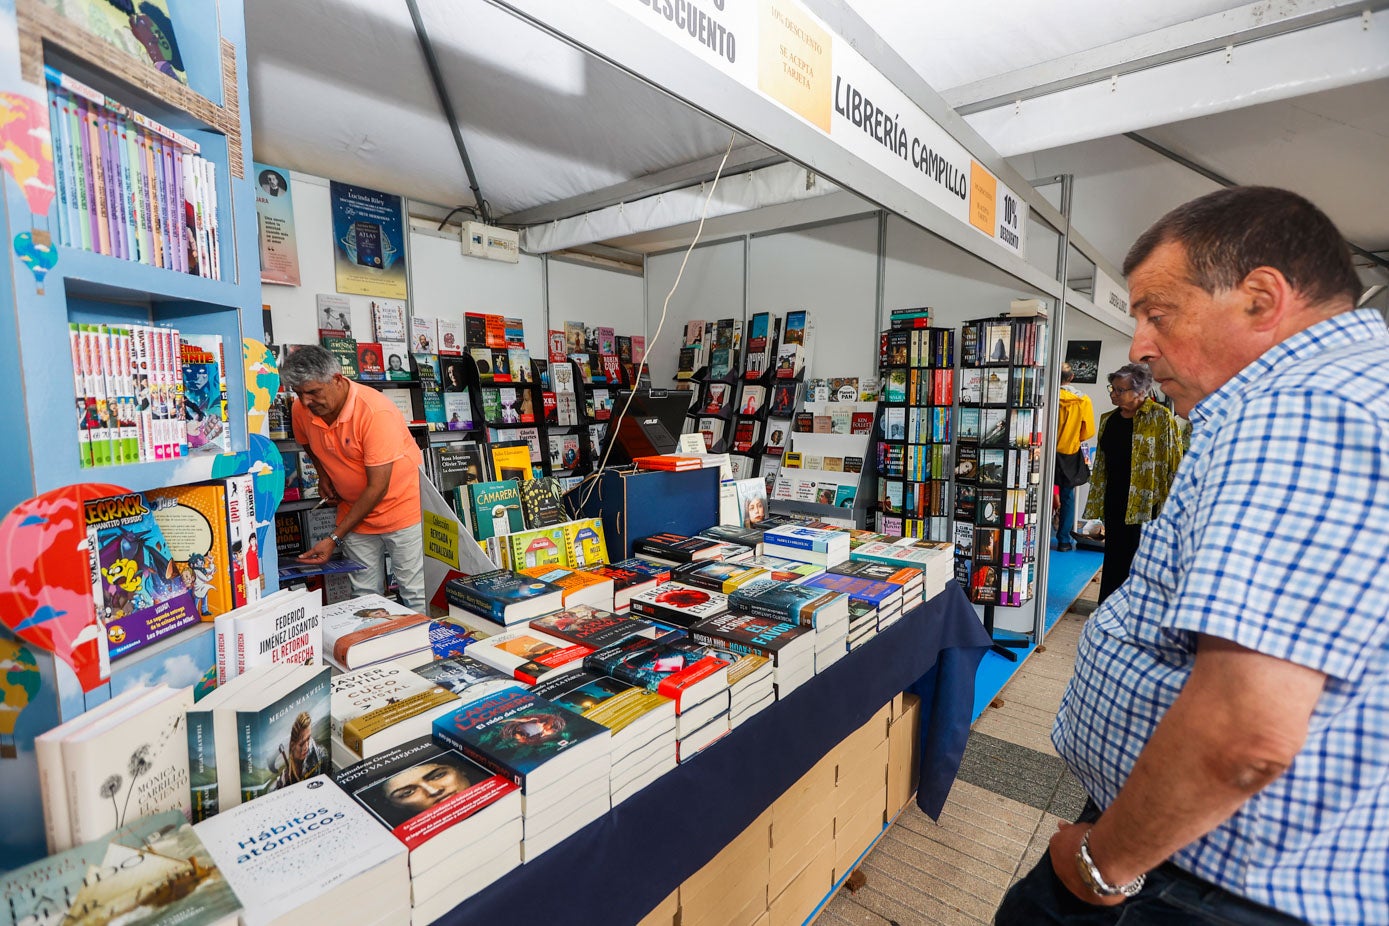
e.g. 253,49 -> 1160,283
461,221 -> 519,263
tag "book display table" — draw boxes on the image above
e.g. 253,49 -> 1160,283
442,581 -> 991,926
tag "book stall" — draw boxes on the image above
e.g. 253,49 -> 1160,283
0,0 -> 1150,924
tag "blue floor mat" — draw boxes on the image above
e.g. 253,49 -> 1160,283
970,543 -> 1101,722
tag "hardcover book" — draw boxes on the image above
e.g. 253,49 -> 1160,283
86,490 -> 200,658
321,594 -> 432,670
583,636 -> 730,712
530,604 -> 671,650
236,667 -> 330,803
432,688 -> 612,793
464,626 -> 594,685
505,526 -> 567,570
518,476 -> 568,528
466,480 -> 523,542
563,518 -> 609,567
335,736 -> 521,877
0,811 -> 241,926
628,582 -> 730,628
146,483 -> 233,618
194,777 -> 409,926
444,570 -> 566,626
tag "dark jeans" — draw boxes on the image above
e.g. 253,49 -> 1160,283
995,803 -> 1305,925
1056,484 -> 1077,546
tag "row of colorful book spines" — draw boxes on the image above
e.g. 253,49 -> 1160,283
67,322 -> 212,468
876,444 -> 951,482
879,476 -> 950,514
960,317 -> 1047,368
957,487 -> 1041,531
874,512 -> 951,543
45,71 -> 218,278
958,522 -> 1039,567
880,326 -> 955,369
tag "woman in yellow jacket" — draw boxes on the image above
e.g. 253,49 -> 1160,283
1084,362 -> 1184,602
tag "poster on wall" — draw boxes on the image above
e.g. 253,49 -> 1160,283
254,162 -> 300,286
329,181 -> 408,299
1065,340 -> 1101,384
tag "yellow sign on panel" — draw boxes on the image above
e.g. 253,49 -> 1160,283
969,161 -> 997,236
423,510 -> 459,568
758,0 -> 832,132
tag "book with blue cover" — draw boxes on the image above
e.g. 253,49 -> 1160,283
800,572 -> 904,611
444,569 -> 565,626
432,688 -> 611,793
728,578 -> 848,630
583,636 -> 729,712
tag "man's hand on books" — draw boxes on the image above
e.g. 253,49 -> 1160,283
297,538 -> 337,565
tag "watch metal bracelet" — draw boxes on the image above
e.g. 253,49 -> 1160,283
1076,830 -> 1146,898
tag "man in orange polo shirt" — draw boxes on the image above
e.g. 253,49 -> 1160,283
281,345 -> 426,611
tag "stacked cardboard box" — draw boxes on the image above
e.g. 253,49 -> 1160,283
649,693 -> 921,926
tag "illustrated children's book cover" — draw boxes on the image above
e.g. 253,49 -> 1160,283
86,490 -> 200,658
146,483 -> 233,618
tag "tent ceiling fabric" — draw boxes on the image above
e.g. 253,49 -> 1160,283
246,0 -> 754,215
246,0 -> 1383,274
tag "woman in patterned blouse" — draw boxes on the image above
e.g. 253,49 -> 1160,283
1084,362 -> 1184,601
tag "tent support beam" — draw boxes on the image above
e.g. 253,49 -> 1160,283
1124,132 -> 1389,276
405,0 -> 491,224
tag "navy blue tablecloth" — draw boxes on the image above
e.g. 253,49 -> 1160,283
440,581 -> 989,926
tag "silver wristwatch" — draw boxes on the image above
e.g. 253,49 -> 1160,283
1075,830 -> 1146,898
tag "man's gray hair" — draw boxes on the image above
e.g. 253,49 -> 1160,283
1108,362 -> 1153,396
280,345 -> 342,391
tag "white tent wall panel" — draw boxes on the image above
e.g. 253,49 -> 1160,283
747,217 -> 880,384
409,231 -> 547,356
546,259 -> 646,343
644,240 -> 746,387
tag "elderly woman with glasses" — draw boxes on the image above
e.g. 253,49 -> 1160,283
1083,362 -> 1184,601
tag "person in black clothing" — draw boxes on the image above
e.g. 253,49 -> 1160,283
1086,363 -> 1184,602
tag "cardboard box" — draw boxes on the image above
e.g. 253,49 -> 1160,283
578,467 -> 721,559
832,703 -> 891,769
888,691 -> 906,721
750,912 -> 771,926
769,840 -> 835,926
887,694 -> 922,814
835,764 -> 888,835
835,736 -> 889,805
770,755 -> 836,881
682,880 -> 768,926
771,819 -> 832,898
684,809 -> 771,896
635,889 -> 679,926
834,785 -> 888,881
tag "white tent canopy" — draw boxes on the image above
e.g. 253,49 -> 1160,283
245,0 -> 1388,287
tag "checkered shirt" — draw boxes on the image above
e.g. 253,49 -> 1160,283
1054,308 -> 1389,925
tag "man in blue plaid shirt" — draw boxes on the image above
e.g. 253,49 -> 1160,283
996,187 -> 1388,926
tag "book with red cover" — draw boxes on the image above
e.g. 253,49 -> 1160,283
357,342 -> 386,381
599,353 -> 622,385
583,636 -> 729,712
587,563 -> 660,611
632,455 -> 704,472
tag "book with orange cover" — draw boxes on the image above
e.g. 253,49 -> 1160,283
633,454 -> 704,472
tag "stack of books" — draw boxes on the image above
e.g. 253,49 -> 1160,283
632,454 -> 705,471
671,559 -> 769,594
337,737 -> 523,923
689,610 -> 816,703
529,604 -> 676,650
518,564 -> 616,611
585,636 -> 732,764
829,560 -> 925,608
629,582 -> 731,629
633,532 -> 752,566
185,664 -> 331,820
36,684 -> 193,849
463,625 -> 594,685
801,572 -> 906,639
321,594 -> 433,671
586,559 -> 664,612
1,810 -> 242,925
531,670 -> 678,805
196,777 -> 410,926
329,659 -> 461,768
850,538 -> 954,602
694,642 -> 775,728
212,586 -> 323,683
729,579 -> 851,677
433,688 -> 613,861
846,599 -> 880,651
445,570 -> 567,627
763,524 -> 851,567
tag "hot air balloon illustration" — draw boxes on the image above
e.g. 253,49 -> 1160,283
0,92 -> 58,293
0,639 -> 40,759
0,483 -> 129,692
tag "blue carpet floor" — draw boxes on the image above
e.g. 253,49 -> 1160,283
970,544 -> 1103,722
